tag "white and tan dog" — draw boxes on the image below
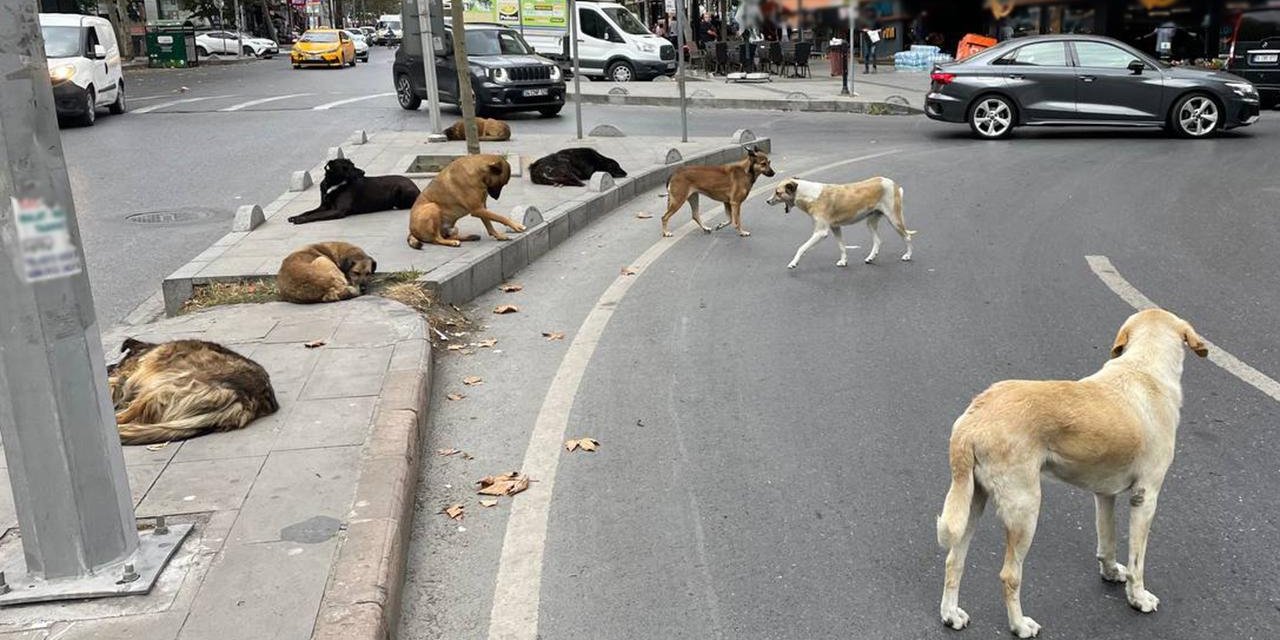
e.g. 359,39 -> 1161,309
936,308 -> 1208,638
765,176 -> 915,269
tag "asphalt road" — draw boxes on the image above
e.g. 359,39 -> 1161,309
398,112 -> 1280,639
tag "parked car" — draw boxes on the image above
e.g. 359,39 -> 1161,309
1225,7 -> 1280,109
345,29 -> 370,62
523,1 -> 674,81
40,12 -> 125,126
925,34 -> 1261,139
196,31 -> 279,58
291,29 -> 357,68
394,22 -> 565,117
375,14 -> 402,46
359,26 -> 376,41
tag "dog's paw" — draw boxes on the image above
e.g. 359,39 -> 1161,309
940,606 -> 969,630
509,222 -> 526,233
901,253 -> 913,262
1127,587 -> 1160,613
1010,616 -> 1041,638
836,259 -> 848,267
287,215 -> 301,224
662,231 -> 674,238
491,234 -> 510,242
700,225 -> 713,233
1099,561 -> 1128,583
714,221 -> 730,231
738,230 -> 751,237
787,262 -> 798,270
864,256 -> 878,264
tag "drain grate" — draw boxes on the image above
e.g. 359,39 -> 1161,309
125,207 -> 223,225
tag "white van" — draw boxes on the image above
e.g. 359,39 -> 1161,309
530,2 -> 675,82
375,14 -> 403,45
40,13 -> 125,126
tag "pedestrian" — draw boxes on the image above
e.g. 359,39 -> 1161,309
860,14 -> 881,73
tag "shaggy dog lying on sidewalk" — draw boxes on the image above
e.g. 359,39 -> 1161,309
109,338 -> 279,445
288,158 -> 420,224
529,147 -> 627,187
277,241 -> 377,303
444,117 -> 511,141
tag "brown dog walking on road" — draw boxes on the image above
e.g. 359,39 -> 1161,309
408,154 -> 522,248
660,147 -> 775,238
277,242 -> 377,303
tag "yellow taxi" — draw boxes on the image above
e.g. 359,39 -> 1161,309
291,29 -> 356,68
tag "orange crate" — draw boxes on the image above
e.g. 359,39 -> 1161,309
957,34 -> 998,60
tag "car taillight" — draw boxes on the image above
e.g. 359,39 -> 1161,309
931,71 -> 955,84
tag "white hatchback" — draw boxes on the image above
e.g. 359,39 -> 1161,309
344,30 -> 370,62
40,13 -> 125,126
195,31 -> 279,58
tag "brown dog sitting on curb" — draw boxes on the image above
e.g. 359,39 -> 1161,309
660,147 -> 776,238
277,241 -> 377,303
407,154 -> 523,248
444,118 -> 511,142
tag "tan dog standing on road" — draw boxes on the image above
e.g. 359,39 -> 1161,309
765,176 -> 915,269
936,309 -> 1208,638
660,147 -> 775,238
277,241 -> 377,303
408,154 -> 522,248
444,117 -> 511,142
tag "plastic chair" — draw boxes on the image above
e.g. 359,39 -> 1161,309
767,42 -> 783,75
714,41 -> 729,75
794,41 -> 812,78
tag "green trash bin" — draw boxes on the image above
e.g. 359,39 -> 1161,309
146,21 -> 198,68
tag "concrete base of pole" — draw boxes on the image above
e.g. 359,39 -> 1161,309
427,133 -> 448,143
0,523 -> 192,606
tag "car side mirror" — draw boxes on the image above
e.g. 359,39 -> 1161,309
93,44 -> 107,59
1128,59 -> 1145,74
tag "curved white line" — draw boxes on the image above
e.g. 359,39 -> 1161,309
311,92 -> 395,110
132,95 -> 235,114
1087,255 -> 1280,403
218,92 -> 314,112
486,148 -> 904,640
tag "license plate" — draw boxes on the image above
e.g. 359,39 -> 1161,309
1252,53 -> 1279,64
667,62 -> 677,69
522,88 -> 549,97
307,54 -> 320,60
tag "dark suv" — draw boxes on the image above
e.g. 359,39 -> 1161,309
1225,8 -> 1280,108
394,23 -> 566,118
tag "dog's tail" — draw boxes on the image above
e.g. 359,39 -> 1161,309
895,185 -> 919,237
116,384 -> 253,446
936,433 -> 976,549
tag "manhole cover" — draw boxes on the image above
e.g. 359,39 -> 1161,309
125,207 -> 223,225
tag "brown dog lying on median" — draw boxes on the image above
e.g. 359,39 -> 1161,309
407,154 -> 523,248
444,118 -> 511,141
661,146 -> 775,238
277,241 -> 377,303
109,338 -> 279,445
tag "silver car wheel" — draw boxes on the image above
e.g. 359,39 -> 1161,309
972,98 -> 1012,138
1178,96 -> 1219,137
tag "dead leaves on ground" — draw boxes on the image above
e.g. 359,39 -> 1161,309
564,437 -> 600,453
620,266 -> 638,276
542,331 -> 565,341
303,340 -> 326,349
463,376 -> 484,386
475,338 -> 498,348
437,447 -> 475,460
480,499 -> 499,508
446,392 -> 467,401
635,212 -> 653,219
493,304 -> 520,315
477,472 -> 531,497
442,503 -> 465,520
498,283 -> 523,293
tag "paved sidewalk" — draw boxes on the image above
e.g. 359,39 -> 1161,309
0,297 -> 428,640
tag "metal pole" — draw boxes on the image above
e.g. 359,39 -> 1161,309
418,0 -> 442,134
569,0 -> 583,140
449,0 -> 480,154
847,0 -> 857,96
0,1 -> 190,606
674,0 -> 687,142
235,0 -> 243,57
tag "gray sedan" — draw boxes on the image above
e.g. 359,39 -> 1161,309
925,34 -> 1262,139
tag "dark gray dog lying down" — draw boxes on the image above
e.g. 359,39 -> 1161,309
529,148 -> 627,187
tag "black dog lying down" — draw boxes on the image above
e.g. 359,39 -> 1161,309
288,158 -> 421,224
529,148 -> 627,187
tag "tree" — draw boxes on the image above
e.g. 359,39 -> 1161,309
101,0 -> 139,59
181,0 -> 225,23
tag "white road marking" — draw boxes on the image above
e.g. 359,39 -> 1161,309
130,95 -> 168,102
311,92 -> 395,110
1087,255 -> 1280,403
486,148 -> 904,640
132,95 -> 236,114
218,92 -> 314,111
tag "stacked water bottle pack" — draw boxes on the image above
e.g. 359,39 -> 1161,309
893,45 -> 954,72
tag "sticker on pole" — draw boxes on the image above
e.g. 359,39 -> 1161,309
10,198 -> 82,282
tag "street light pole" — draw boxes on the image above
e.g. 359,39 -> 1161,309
449,0 -> 480,154
845,0 -> 858,97
674,0 -> 688,142
568,0 -> 583,140
0,0 -> 190,606
417,0 -> 443,135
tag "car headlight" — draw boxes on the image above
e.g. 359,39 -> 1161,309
637,41 -> 657,54
549,65 -> 562,81
50,64 -> 76,84
1225,81 -> 1258,99
491,68 -> 511,83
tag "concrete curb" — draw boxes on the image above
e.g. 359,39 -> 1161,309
311,311 -> 431,640
570,93 -> 921,115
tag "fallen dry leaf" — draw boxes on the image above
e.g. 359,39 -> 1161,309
621,266 -> 638,276
303,340 -> 326,349
475,338 -> 498,348
477,472 -> 531,497
542,331 -> 565,341
446,344 -> 467,351
446,393 -> 466,401
564,438 -> 600,453
437,448 -> 461,457
480,499 -> 499,508
462,452 -> 475,460
635,212 -> 653,219
499,283 -> 524,293
145,442 -> 169,452
442,503 -> 465,520
493,304 -> 520,315
463,376 -> 484,386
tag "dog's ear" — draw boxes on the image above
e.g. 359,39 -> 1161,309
369,258 -> 378,274
487,158 -> 506,175
1109,326 -> 1130,359
745,146 -> 757,157
784,180 -> 798,194
1182,322 -> 1208,358
120,337 -> 149,353
338,254 -> 355,273
352,165 -> 366,179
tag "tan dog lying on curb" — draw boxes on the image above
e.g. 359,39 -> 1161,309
937,308 -> 1208,638
109,338 -> 279,445
660,147 -> 775,238
408,154 -> 522,248
277,241 -> 377,303
766,176 -> 915,269
444,117 -> 511,142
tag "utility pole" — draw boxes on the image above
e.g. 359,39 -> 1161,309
568,0 -> 583,139
235,0 -> 243,57
0,0 -> 190,607
845,0 -> 858,97
417,0 -> 443,136
449,0 -> 480,154
674,0 -> 688,142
